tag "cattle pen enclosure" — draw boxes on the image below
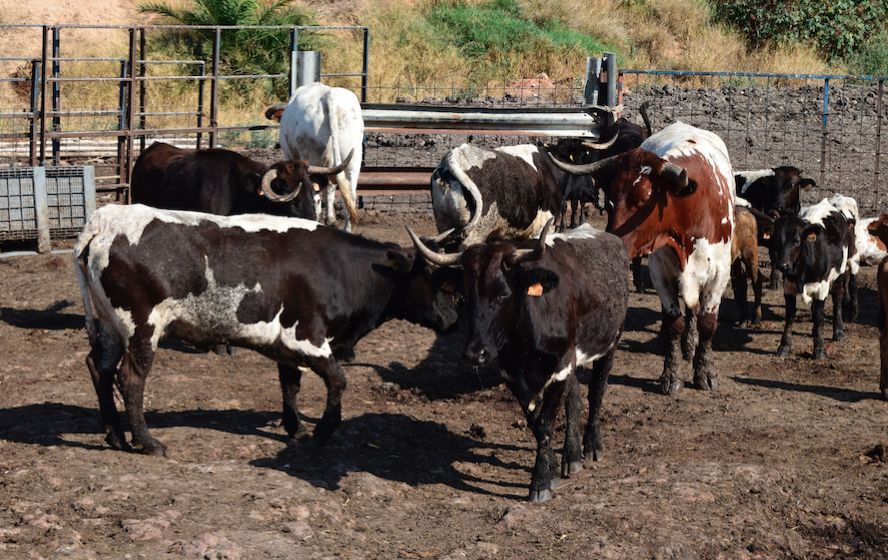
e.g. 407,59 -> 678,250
0,23 -> 887,560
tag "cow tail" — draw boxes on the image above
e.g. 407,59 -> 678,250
73,220 -> 101,345
326,98 -> 359,226
446,150 -> 484,234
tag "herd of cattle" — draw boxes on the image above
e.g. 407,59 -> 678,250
72,82 -> 888,503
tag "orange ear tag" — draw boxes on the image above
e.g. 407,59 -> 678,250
806,232 -> 817,242
527,283 -> 544,296
762,232 -> 771,240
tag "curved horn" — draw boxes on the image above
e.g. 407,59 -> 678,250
260,168 -> 302,203
661,162 -> 689,192
406,227 -> 463,267
264,103 -> 287,121
307,149 -> 354,176
513,217 -> 555,263
547,150 -> 620,175
581,131 -> 619,150
426,228 -> 456,244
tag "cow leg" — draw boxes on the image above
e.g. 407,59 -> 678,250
570,199 -> 580,229
324,183 -> 337,227
777,293 -> 797,357
117,335 -> 165,456
560,370 -> 583,478
768,246 -> 781,290
731,258 -> 749,327
650,251 -> 684,395
844,271 -> 858,322
557,200 -> 567,232
631,257 -> 646,293
812,297 -> 827,360
304,356 -> 347,446
749,253 -> 763,326
526,380 -> 566,503
681,307 -> 699,361
831,274 -> 847,342
584,345 -> 614,462
692,311 -> 719,390
278,363 -> 310,443
85,326 -> 128,450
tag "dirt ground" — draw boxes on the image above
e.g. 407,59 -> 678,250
0,211 -> 886,560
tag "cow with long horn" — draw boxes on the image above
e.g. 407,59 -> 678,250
549,121 -> 735,396
409,218 -> 630,503
131,142 -> 351,220
430,134 -> 618,249
266,82 -> 363,232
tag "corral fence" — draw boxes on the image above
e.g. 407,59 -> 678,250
621,70 -> 887,214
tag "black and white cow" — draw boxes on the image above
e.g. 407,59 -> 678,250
773,198 -> 856,359
74,204 -> 461,456
410,220 -> 629,502
431,136 -> 616,247
734,166 -> 816,288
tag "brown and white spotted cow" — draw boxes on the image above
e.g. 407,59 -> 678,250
74,204 -> 461,456
549,122 -> 735,395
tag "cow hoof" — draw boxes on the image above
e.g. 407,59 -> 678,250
584,448 -> 604,462
776,344 -> 791,358
134,440 -> 167,457
833,331 -> 844,342
561,460 -> 583,478
104,431 -> 130,451
881,386 -> 888,401
693,374 -> 717,391
813,347 -> 826,360
528,488 -> 554,503
659,376 -> 682,396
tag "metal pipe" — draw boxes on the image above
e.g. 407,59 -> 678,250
289,27 -> 298,98
875,80 -> 884,209
39,26 -> 48,165
209,27 -> 220,148
28,60 -> 40,166
125,28 -> 137,200
361,28 -> 370,103
117,59 -> 127,196
605,52 -> 617,108
139,28 -> 146,152
51,26 -> 60,165
196,62 -> 205,149
820,77 -> 829,187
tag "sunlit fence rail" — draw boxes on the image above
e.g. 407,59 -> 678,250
621,70 -> 887,214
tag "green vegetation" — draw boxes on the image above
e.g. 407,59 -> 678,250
138,0 -> 320,97
713,0 -> 888,74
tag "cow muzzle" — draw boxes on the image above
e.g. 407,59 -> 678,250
463,341 -> 490,366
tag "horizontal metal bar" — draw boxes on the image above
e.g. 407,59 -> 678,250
44,24 -> 368,31
624,68 -> 888,82
136,111 -> 201,117
217,74 -> 286,80
52,57 -> 125,62
320,72 -> 365,78
0,112 -> 35,118
0,57 -> 38,62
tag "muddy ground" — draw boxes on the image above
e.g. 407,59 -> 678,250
0,211 -> 886,559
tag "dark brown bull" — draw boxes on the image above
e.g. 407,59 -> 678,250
867,215 -> 888,399
130,142 -> 352,219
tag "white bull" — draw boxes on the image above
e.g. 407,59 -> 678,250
266,82 -> 362,231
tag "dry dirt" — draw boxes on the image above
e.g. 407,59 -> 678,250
0,212 -> 886,559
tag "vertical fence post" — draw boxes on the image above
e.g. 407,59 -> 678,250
124,28 -> 137,202
288,27 -> 300,99
582,56 -> 601,106
819,77 -> 830,187
116,59 -> 128,201
196,61 -> 206,149
28,60 -> 41,167
139,27 -> 147,152
39,26 -> 48,166
209,27 -> 220,148
876,80 -> 884,209
50,26 -> 61,165
361,27 -> 370,103
604,52 -> 617,109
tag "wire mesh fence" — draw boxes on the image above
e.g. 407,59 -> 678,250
622,70 -> 887,215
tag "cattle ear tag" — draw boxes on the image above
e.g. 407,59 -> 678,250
527,283 -> 544,296
763,232 -> 771,240
806,231 -> 817,242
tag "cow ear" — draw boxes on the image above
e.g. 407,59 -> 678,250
386,250 -> 413,274
799,178 -> 816,190
802,226 -> 819,243
245,172 -> 263,194
519,267 -> 559,296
